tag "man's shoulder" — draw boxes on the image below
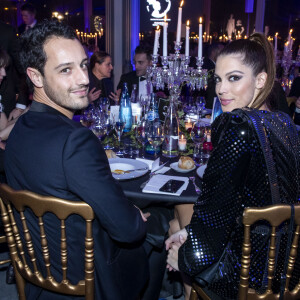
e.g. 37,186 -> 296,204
120,71 -> 137,80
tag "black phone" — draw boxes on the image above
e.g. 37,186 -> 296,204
159,180 -> 185,193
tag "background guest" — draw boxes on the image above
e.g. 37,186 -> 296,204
88,51 -> 119,105
18,3 -> 37,35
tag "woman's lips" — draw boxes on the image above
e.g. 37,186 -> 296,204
220,99 -> 232,106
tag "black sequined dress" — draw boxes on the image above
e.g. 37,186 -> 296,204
179,108 -> 300,299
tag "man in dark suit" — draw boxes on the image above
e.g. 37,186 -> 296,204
0,21 -> 28,119
18,3 -> 37,35
5,20 -> 149,300
117,45 -> 152,96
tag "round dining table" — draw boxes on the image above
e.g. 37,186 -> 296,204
117,156 -> 201,209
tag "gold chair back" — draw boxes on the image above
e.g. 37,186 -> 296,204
0,183 -> 95,300
239,204 -> 300,299
190,204 -> 300,300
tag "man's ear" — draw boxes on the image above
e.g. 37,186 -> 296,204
26,67 -> 43,88
255,72 -> 267,90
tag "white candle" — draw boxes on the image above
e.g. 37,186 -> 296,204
198,17 -> 203,58
288,29 -> 293,45
176,1 -> 184,43
274,32 -> 278,51
95,33 -> 98,47
163,16 -> 168,57
185,20 -> 190,56
153,26 -> 160,56
178,135 -> 187,151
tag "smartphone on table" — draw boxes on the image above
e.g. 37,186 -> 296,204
159,180 -> 185,193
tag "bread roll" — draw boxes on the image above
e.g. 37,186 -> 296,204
105,150 -> 117,159
178,156 -> 195,169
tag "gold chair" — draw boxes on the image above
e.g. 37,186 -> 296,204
0,183 -> 95,300
0,227 -> 11,266
190,204 -> 300,300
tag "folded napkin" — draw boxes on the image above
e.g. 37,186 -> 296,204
136,158 -> 170,174
142,174 -> 189,196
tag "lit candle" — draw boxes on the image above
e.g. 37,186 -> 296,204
274,32 -> 278,51
198,17 -> 203,58
209,35 -> 212,44
163,15 -> 168,57
176,1 -> 184,43
288,29 -> 293,45
178,134 -> 187,151
185,20 -> 190,57
185,118 -> 193,130
153,26 -> 160,56
95,33 -> 98,47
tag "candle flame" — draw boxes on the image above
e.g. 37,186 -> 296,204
188,118 -> 190,123
187,20 -> 190,26
181,134 -> 184,139
275,32 -> 278,36
199,17 -> 202,24
180,1 -> 184,7
156,25 -> 160,30
290,29 -> 293,33
164,15 -> 167,22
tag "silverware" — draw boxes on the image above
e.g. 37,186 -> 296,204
112,167 -> 148,175
189,176 -> 201,194
140,160 -> 169,189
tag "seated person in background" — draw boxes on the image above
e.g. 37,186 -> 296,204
5,20 -> 149,300
166,33 -> 300,300
289,76 -> 300,125
88,51 -> 120,105
203,43 -> 224,109
117,45 -> 152,97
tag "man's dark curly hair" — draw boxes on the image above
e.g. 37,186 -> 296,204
19,19 -> 78,77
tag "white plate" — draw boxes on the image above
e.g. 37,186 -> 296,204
196,164 -> 207,178
170,162 -> 196,173
109,158 -> 149,180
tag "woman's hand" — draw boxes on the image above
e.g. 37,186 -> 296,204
167,243 -> 180,271
109,89 -> 121,104
88,87 -> 101,103
165,228 -> 188,250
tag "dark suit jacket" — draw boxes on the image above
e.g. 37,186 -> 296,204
4,101 -> 149,299
0,21 -> 28,116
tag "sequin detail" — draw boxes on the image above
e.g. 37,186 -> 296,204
179,109 -> 300,299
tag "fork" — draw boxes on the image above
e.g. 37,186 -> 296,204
189,176 -> 201,194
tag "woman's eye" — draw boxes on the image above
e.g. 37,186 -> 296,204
82,63 -> 88,69
229,75 -> 241,82
214,77 -> 221,83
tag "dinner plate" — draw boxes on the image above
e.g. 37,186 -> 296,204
196,164 -> 207,178
109,158 -> 149,180
170,162 -> 196,173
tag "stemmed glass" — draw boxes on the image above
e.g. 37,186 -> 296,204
103,115 -> 114,150
139,94 -> 149,118
90,117 -> 107,141
190,120 -> 206,161
195,97 -> 206,118
114,119 -> 125,156
146,122 -> 164,159
136,119 -> 148,158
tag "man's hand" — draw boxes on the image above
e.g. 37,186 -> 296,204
109,89 -> 121,104
8,108 -> 24,121
165,228 -> 188,250
134,205 -> 150,222
88,87 -> 101,103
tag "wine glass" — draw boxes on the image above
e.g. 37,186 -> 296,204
90,117 -> 107,141
146,122 -> 164,159
195,96 -> 206,118
190,120 -> 206,160
103,115 -> 114,150
136,119 -> 148,158
114,119 -> 125,156
139,94 -> 149,117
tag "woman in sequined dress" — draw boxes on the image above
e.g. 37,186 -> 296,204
166,33 -> 300,299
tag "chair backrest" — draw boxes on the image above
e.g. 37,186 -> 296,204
0,183 -> 95,300
239,204 -> 300,299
